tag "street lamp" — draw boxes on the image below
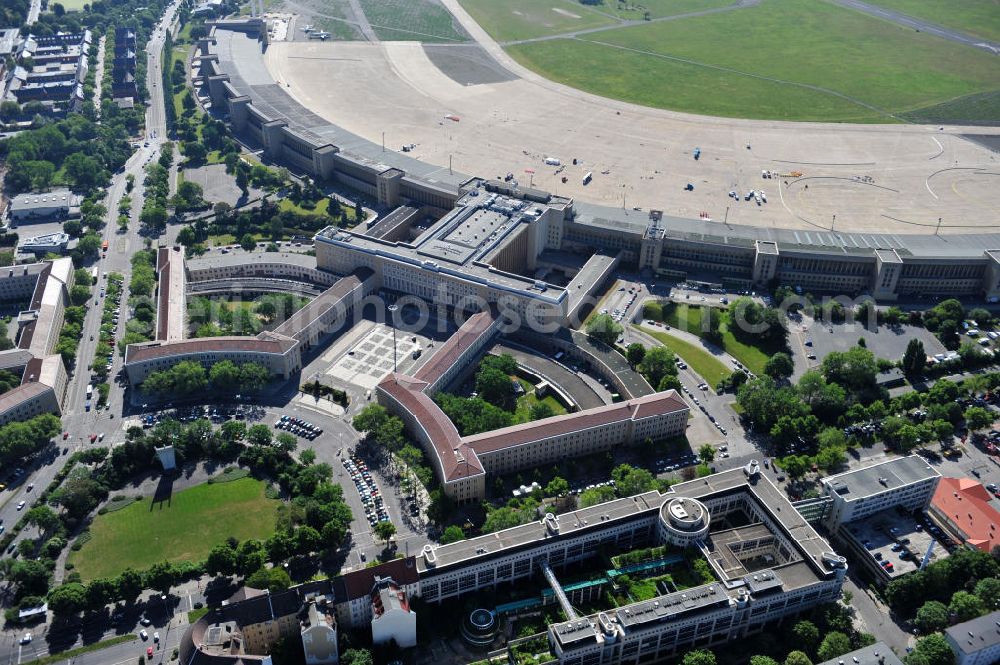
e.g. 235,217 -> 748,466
387,304 -> 399,374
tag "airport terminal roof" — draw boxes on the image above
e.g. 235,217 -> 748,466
316,227 -> 568,304
213,29 -> 467,189
822,455 -> 939,501
574,202 -> 1000,261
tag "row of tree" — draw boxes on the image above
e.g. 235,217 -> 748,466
140,359 -> 272,397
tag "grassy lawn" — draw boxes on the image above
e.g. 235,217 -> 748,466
68,478 -> 278,581
459,0 -> 618,41
507,0 -> 1000,122
360,0 -> 468,42
605,0 -> 735,20
170,43 -> 194,121
55,0 -> 91,11
652,303 -> 774,375
864,0 -> 1000,43
636,325 -> 731,387
513,378 -> 567,424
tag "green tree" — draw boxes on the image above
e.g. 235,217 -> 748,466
791,619 -> 820,654
637,346 -> 677,389
529,402 -> 555,421
47,582 -> 88,615
144,561 -> 178,594
964,406 -> 994,433
816,632 -> 852,662
246,566 -> 291,592
905,634 -> 954,665
611,464 -> 657,496
949,590 -> 986,622
579,484 -> 617,507
373,520 -> 397,545
10,560 -> 51,597
206,543 -> 238,577
209,360 -> 241,393
974,576 -> 1000,610
247,424 -> 273,447
750,658 -> 780,665
784,652 -> 813,665
681,650 -> 716,665
915,600 -> 949,634
545,476 -> 569,497
764,352 -> 794,380
240,233 -> 257,252
625,343 -> 646,367
341,649 -> 374,665
821,346 -> 878,394
902,338 -> 927,376
476,366 -> 515,408
440,525 -> 465,544
586,313 -> 623,346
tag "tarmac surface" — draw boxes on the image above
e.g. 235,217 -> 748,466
261,33 -> 1000,235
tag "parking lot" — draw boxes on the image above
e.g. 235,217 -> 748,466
790,315 -> 945,379
844,508 -> 950,579
595,278 -> 647,331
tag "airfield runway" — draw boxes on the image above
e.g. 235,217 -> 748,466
261,4 -> 1000,235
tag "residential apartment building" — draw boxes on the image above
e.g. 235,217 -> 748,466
300,601 -> 338,665
0,258 -> 74,424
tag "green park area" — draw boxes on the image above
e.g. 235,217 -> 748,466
497,0 -> 1000,122
359,0 -> 468,41
646,301 -> 777,376
636,325 -> 730,387
513,377 -> 568,424
458,0 -> 618,41
68,478 -> 279,581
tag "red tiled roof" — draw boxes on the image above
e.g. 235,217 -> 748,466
377,374 -> 484,480
932,477 -> 1000,552
125,333 -> 298,364
341,556 -> 419,601
413,309 -> 496,385
463,390 -> 687,454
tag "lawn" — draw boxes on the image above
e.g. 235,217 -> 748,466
459,0 -> 618,42
513,378 -> 568,423
55,0 -> 91,11
359,0 -> 468,42
68,477 -> 279,581
605,0 -> 735,20
652,302 -> 774,375
636,325 -> 731,387
864,0 -> 1000,44
507,0 -> 1000,122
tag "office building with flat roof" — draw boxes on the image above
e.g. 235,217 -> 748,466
945,610 -> 1000,665
821,455 -> 941,529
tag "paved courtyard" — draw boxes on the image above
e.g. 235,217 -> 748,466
325,322 -> 430,390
